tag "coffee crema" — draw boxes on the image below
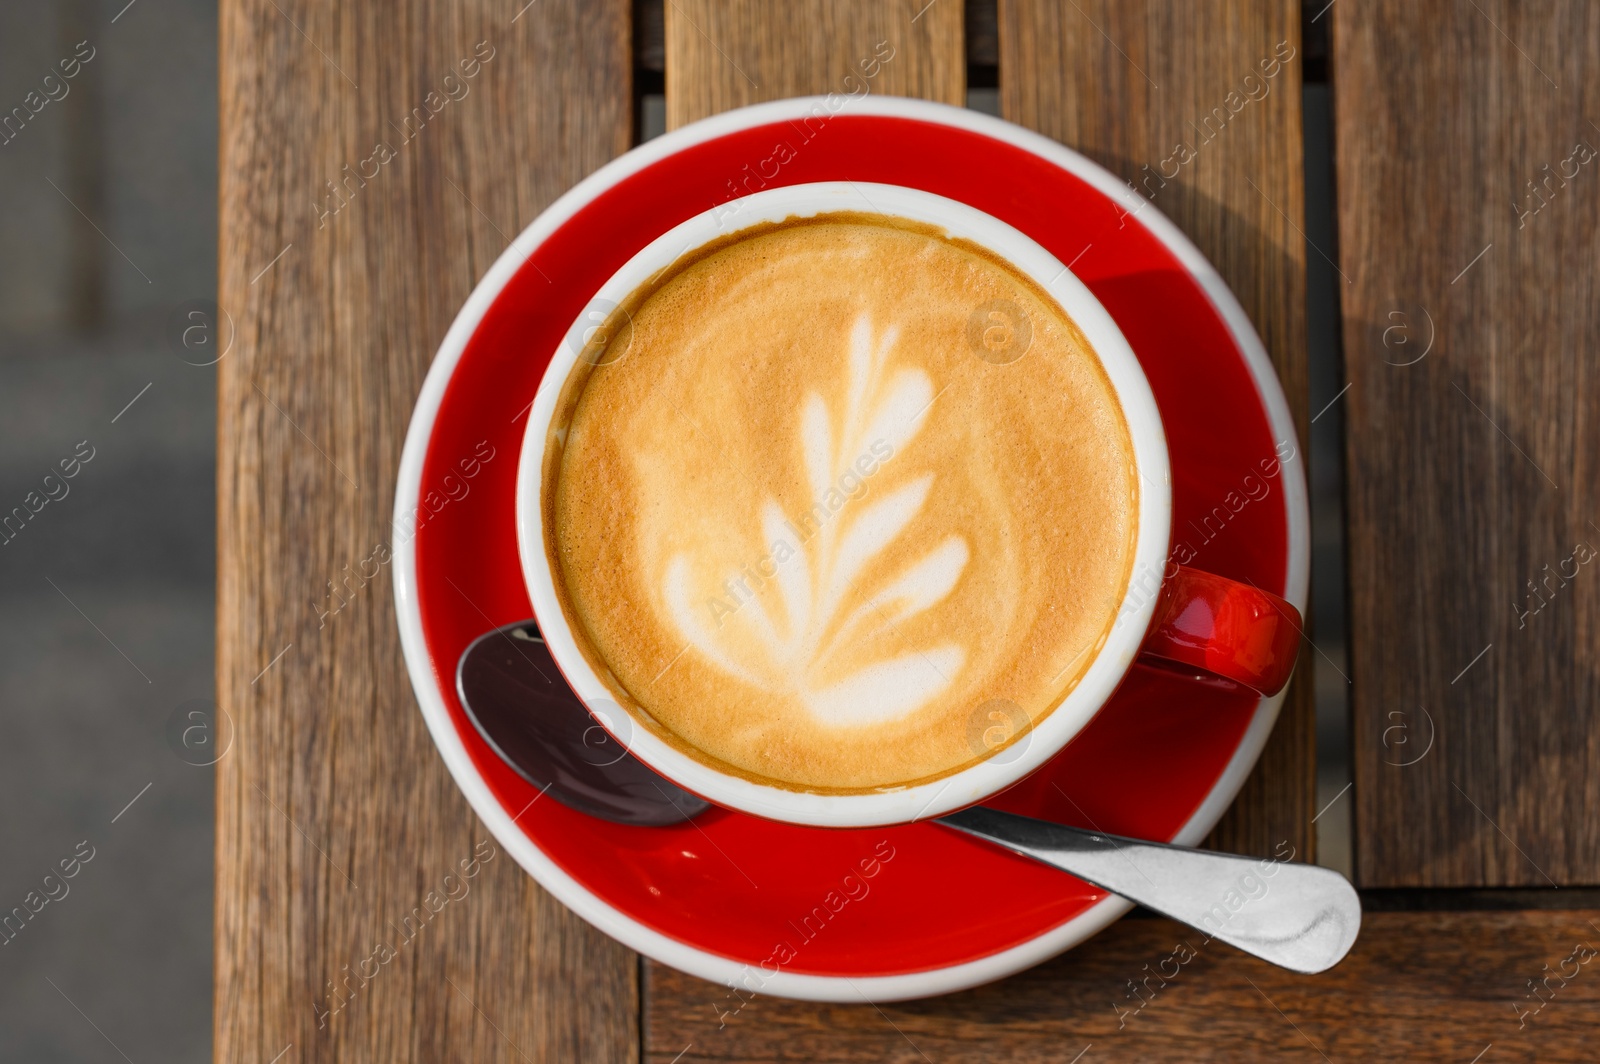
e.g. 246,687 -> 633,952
542,213 -> 1138,792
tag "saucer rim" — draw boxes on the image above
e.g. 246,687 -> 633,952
392,94 -> 1310,1003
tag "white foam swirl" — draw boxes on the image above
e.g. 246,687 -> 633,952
661,313 -> 969,727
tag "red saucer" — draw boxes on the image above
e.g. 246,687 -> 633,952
393,97 -> 1307,1001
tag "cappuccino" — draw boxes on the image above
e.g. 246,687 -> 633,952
542,213 -> 1138,792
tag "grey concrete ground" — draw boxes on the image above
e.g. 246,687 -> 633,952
1,1 -> 216,1060
0,6 -> 1349,1060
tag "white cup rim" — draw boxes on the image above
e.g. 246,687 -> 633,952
515,181 -> 1172,828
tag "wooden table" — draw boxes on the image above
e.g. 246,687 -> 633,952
217,1 -> 1600,1059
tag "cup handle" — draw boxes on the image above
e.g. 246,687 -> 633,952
1137,565 -> 1303,696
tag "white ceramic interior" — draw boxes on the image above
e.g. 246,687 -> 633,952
514,181 -> 1173,828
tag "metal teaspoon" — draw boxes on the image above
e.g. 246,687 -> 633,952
456,620 -> 1360,973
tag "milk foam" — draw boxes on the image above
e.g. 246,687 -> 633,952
545,214 -> 1138,792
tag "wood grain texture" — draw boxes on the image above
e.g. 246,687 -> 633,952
1000,0 -> 1314,861
215,1 -> 636,1060
1335,1 -> 1600,888
663,0 -> 965,130
646,908 -> 1600,1062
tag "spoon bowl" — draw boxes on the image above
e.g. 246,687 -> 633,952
456,621 -> 709,826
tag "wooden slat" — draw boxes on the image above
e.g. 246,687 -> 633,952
1001,0 -> 1314,860
663,0 -> 965,130
1336,1 -> 1600,887
216,2 -> 637,1061
646,0 -> 969,1046
646,908 -> 1600,1062
649,4 -> 1313,1053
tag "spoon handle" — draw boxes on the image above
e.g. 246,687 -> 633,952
937,807 -> 1360,973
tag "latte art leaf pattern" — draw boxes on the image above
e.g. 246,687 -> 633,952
663,314 -> 970,726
